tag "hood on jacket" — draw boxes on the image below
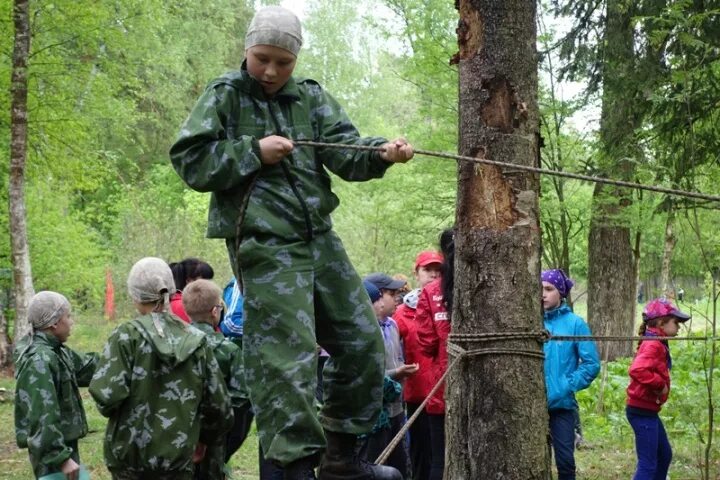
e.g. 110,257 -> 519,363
133,312 -> 206,366
543,303 -> 571,321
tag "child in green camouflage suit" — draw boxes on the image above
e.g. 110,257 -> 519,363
89,257 -> 234,480
14,291 -> 98,480
170,6 -> 412,480
183,279 -> 249,480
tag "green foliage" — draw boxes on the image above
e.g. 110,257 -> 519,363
1,0 -> 253,318
26,182 -> 108,309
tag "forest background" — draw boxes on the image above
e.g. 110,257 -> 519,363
1,0 -> 720,478
2,0 -> 720,319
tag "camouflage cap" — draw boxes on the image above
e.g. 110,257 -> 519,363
28,291 -> 70,330
127,257 -> 176,307
245,6 -> 303,56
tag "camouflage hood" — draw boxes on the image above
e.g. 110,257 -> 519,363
132,312 -> 206,365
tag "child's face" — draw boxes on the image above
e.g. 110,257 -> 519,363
372,298 -> 385,320
542,281 -> 562,311
380,290 -> 397,317
415,264 -> 442,288
50,313 -> 73,343
210,297 -> 223,327
659,317 -> 681,337
246,45 -> 297,96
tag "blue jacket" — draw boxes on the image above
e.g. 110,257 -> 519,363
220,278 -> 244,338
543,303 -> 600,410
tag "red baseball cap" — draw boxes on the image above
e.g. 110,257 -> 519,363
415,251 -> 444,270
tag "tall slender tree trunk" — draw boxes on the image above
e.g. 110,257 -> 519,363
448,1 -> 548,478
8,0 -> 35,349
660,207 -> 676,297
586,0 -> 640,361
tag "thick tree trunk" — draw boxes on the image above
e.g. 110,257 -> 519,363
586,0 -> 640,361
9,0 -> 35,347
448,1 -> 547,478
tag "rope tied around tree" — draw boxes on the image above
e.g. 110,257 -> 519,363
293,140 -> 720,204
447,331 -> 547,360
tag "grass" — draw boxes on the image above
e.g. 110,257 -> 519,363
1,303 -> 719,479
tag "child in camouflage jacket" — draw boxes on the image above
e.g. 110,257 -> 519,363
14,291 -> 98,480
170,6 -> 411,480
89,257 -> 233,480
183,279 -> 249,480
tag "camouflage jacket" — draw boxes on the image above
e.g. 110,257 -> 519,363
191,322 -> 248,409
88,312 -> 233,474
170,64 -> 392,241
14,332 -> 98,470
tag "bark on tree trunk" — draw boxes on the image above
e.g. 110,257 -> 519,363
448,1 -> 548,478
660,208 -> 676,297
0,309 -> 10,368
586,0 -> 640,361
9,0 -> 35,348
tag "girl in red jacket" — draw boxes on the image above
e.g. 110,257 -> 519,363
416,229 -> 454,480
626,298 -> 690,480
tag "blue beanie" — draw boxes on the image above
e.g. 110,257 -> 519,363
363,280 -> 381,303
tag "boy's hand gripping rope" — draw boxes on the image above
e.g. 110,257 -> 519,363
293,140 -> 720,204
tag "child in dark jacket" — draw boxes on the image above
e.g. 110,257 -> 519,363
626,298 -> 690,480
14,291 -> 98,479
183,279 -> 249,480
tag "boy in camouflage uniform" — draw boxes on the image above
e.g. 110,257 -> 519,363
170,6 -> 412,480
14,291 -> 98,480
89,257 -> 234,480
183,279 -> 249,479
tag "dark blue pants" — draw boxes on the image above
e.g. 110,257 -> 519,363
549,409 -> 576,480
626,408 -> 672,480
428,414 -> 445,480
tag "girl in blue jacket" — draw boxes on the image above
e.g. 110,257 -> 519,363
542,269 -> 600,480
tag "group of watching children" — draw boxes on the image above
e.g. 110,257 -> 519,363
14,258 -> 237,480
356,228 -> 454,480
13,253 -> 692,480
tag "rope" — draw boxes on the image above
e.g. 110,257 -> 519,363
293,140 -> 720,203
546,334 -> 718,342
450,331 -> 718,343
374,355 -> 462,465
372,329 -> 716,465
374,333 -> 544,465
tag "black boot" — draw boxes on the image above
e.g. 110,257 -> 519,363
283,455 -> 318,480
318,431 -> 403,480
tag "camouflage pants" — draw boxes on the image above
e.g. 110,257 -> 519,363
110,470 -> 192,480
193,438 -> 226,480
227,230 -> 384,466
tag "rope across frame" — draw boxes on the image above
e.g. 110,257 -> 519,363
293,140 -> 720,204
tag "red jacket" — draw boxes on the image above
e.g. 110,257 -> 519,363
626,328 -> 672,412
415,279 -> 450,415
170,292 -> 191,323
394,304 -> 434,404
